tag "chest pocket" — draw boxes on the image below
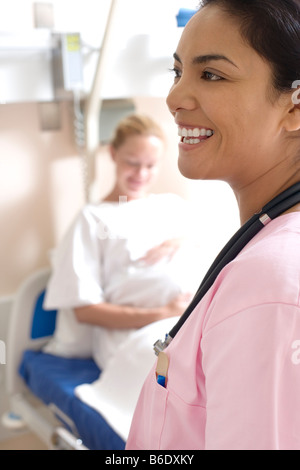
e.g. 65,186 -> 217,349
135,370 -> 206,450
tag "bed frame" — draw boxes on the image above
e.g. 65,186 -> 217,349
4,268 -> 125,450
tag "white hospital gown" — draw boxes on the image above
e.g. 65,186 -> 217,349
44,194 -> 201,369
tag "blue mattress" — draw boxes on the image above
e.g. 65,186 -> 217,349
19,350 -> 125,450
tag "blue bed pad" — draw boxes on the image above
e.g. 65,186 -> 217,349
19,350 -> 125,450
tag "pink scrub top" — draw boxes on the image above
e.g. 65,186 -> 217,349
126,213 -> 300,450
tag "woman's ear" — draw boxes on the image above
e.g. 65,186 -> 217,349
283,87 -> 300,132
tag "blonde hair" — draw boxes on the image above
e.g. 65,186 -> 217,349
110,114 -> 165,149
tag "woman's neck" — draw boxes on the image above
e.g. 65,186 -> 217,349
103,187 -> 147,203
235,178 -> 300,224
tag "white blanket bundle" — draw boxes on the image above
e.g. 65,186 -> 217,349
75,316 -> 178,441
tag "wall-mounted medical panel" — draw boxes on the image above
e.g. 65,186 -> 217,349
0,0 -> 197,103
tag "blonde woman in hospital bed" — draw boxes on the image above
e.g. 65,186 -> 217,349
43,114 -> 200,372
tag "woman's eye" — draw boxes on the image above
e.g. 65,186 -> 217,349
202,71 -> 222,81
170,67 -> 182,80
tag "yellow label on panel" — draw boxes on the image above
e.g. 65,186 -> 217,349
66,34 -> 80,52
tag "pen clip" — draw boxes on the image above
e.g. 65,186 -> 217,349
156,351 -> 169,388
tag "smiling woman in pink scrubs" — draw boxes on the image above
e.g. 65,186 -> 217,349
126,0 -> 300,450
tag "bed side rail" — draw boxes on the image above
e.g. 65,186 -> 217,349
6,268 -> 56,395
9,394 -> 88,450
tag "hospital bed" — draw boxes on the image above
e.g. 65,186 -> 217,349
5,268 -> 125,450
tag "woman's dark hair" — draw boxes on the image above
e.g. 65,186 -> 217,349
200,0 -> 300,94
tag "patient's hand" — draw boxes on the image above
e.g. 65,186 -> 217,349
164,292 -> 193,319
139,238 -> 184,265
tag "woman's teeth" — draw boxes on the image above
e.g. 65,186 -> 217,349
178,127 -> 214,145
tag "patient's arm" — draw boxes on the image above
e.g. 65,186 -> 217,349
74,293 -> 192,329
139,237 -> 185,265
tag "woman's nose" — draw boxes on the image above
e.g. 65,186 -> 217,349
135,166 -> 148,179
166,79 -> 198,115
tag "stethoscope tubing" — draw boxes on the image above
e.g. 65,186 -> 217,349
168,182 -> 300,341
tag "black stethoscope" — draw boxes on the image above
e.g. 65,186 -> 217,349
154,181 -> 300,355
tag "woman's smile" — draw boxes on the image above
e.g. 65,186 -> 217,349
178,125 -> 214,146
